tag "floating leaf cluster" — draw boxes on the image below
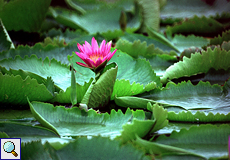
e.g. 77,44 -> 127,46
0,0 -> 230,159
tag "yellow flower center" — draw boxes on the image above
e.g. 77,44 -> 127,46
90,55 -> 104,63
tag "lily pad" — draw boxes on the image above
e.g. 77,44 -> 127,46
0,73 -> 53,105
0,122 -> 59,137
118,103 -> 168,143
0,20 -> 14,52
166,16 -> 224,37
57,136 -> 149,160
160,0 -> 230,19
111,79 -> 156,100
49,5 -> 140,34
21,141 -> 54,160
115,39 -> 178,76
118,32 -> 178,52
141,80 -> 230,115
0,0 -> 51,32
156,124 -> 230,159
0,41 -> 78,65
28,100 -> 134,139
137,0 -> 160,32
168,110 -> 230,122
134,135 -> 204,159
0,55 -> 93,91
161,47 -> 230,83
43,28 -> 106,44
114,96 -> 187,111
0,132 -> 9,138
21,137 -> 150,160
170,34 -> 209,53
209,29 -> 230,46
0,109 -> 33,120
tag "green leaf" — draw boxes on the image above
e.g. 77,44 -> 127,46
65,0 -> 108,12
115,38 -> 178,76
81,63 -> 118,108
134,135 -> 204,159
118,119 -> 155,144
65,0 -> 135,13
56,136 -> 149,160
70,65 -> 77,106
118,103 -> 168,143
168,110 -> 230,122
40,37 -> 67,48
161,47 -> 230,83
119,10 -> 127,32
141,81 -> 230,115
137,0 -> 160,32
22,137 -> 150,160
175,68 -> 230,86
28,100 -> 134,139
147,26 -> 180,52
223,78 -> 230,97
0,41 -> 78,65
0,73 -> 53,105
171,34 -> 210,53
101,29 -> 124,41
111,80 -> 156,100
0,0 -> 51,32
44,77 -> 55,96
0,66 -> 62,94
115,96 -> 152,109
0,132 -> 10,138
147,103 -> 168,133
49,6 -> 140,34
21,141 -> 54,160
50,78 -> 93,104
147,54 -> 178,77
211,12 -> 230,25
160,0 -> 230,19
221,41 -> 230,51
65,0 -> 86,14
112,49 -> 162,87
43,28 -> 91,44
166,16 -> 224,37
209,29 -> 230,46
0,55 -> 93,91
0,19 -> 14,52
156,124 -> 230,159
0,122 -> 59,137
115,38 -> 177,57
28,100 -> 59,136
115,96 -> 186,110
118,32 -> 178,52
158,122 -> 199,135
0,109 -> 33,120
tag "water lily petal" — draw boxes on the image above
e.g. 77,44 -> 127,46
77,43 -> 84,52
76,62 -> 94,69
75,52 -> 88,60
100,40 -> 106,55
83,58 -> 96,68
95,58 -> 103,67
84,41 -> 92,53
91,37 -> 99,53
107,49 -> 117,62
104,41 -> 112,55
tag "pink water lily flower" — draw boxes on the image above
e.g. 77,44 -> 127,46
75,37 -> 117,73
